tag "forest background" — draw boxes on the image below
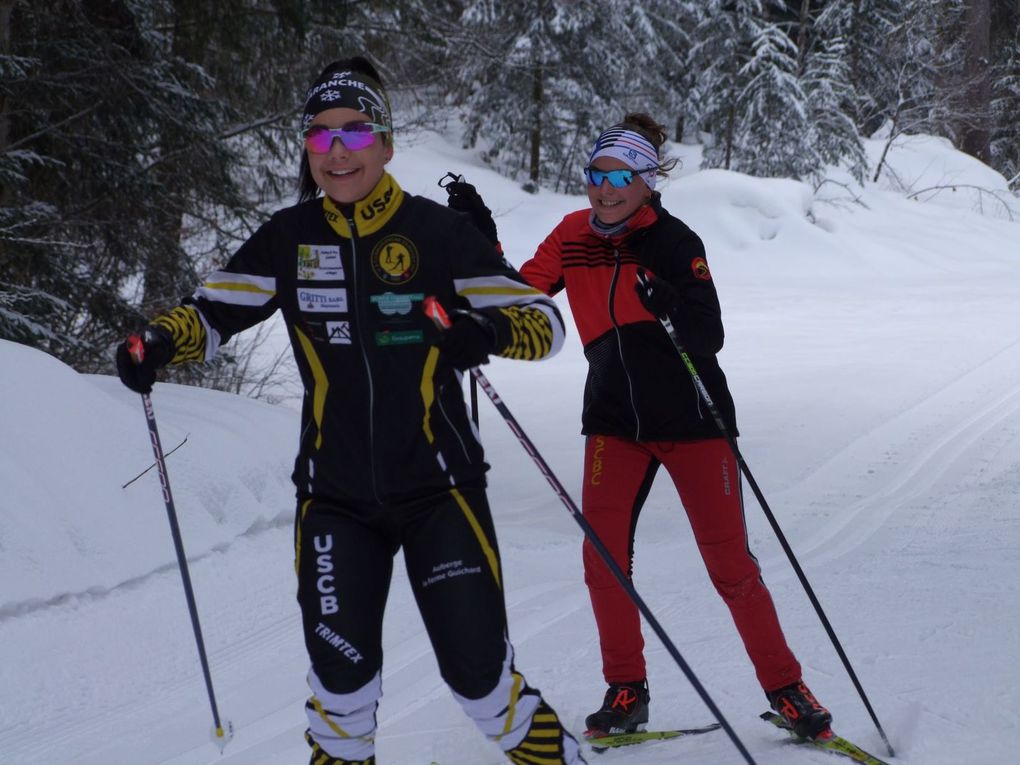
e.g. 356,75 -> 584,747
2,0 -> 1018,391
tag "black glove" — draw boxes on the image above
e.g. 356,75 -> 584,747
635,268 -> 679,318
435,310 -> 499,371
446,179 -> 499,246
116,324 -> 174,394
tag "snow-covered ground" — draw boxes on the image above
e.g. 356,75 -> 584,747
2,131 -> 1018,765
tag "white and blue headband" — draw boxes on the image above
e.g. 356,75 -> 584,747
586,127 -> 660,189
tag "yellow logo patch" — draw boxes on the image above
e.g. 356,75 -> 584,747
691,257 -> 712,281
371,236 -> 419,285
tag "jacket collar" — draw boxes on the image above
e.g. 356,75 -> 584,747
322,172 -> 404,238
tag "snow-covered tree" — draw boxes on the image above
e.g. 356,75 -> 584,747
734,14 -> 819,178
0,0 -> 356,375
988,2 -> 1020,190
454,0 -> 613,192
802,3 -> 867,181
691,0 -> 865,181
688,0 -> 757,170
609,0 -> 699,142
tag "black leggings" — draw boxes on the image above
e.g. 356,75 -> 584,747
295,486 -> 509,699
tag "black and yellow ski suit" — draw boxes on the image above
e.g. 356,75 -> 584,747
151,173 -> 584,764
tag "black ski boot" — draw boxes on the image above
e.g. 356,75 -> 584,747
766,680 -> 832,740
584,680 -> 650,736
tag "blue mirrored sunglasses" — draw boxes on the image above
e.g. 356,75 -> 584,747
584,166 -> 647,188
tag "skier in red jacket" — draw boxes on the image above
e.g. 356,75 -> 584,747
448,112 -> 832,743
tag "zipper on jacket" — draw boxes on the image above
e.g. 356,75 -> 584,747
348,216 -> 382,504
436,381 -> 473,463
608,248 -> 642,441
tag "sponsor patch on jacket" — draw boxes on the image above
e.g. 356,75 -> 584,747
375,329 -> 424,346
298,287 -> 348,313
691,257 -> 712,281
370,235 -> 419,285
297,244 -> 344,281
370,292 -> 425,316
326,321 -> 352,344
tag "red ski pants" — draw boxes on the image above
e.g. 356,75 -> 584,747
581,434 -> 801,692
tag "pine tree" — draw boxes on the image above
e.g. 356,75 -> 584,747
691,0 -> 865,182
988,1 -> 1020,190
866,0 -> 966,184
826,0 -> 901,138
802,2 -> 867,181
610,0 -> 699,142
735,12 -> 818,178
2,0 -> 237,370
454,0 -> 613,192
0,0 -> 360,375
691,1 -> 815,179
688,0 -> 758,171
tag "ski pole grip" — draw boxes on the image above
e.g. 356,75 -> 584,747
127,334 -> 145,365
437,171 -> 464,189
423,296 -> 452,330
636,267 -> 650,288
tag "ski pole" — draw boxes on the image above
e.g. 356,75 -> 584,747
423,299 -> 759,765
635,272 -> 895,757
126,336 -> 232,750
438,171 -> 481,429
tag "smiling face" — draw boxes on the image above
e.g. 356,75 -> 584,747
585,157 -> 652,225
306,107 -> 393,205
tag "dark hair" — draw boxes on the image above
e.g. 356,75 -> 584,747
298,56 -> 388,203
616,112 -> 679,180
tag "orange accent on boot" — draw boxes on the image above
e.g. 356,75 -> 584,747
797,682 -> 825,711
778,697 -> 801,721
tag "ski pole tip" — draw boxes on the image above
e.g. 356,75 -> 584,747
211,720 -> 235,751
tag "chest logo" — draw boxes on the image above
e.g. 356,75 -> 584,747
370,235 -> 419,285
370,291 -> 425,316
298,244 -> 344,281
298,287 -> 348,313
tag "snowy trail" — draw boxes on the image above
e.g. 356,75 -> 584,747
771,335 -> 1020,572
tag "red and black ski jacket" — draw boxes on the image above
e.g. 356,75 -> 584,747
520,194 -> 737,442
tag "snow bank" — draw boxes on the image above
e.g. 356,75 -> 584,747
0,340 -> 297,608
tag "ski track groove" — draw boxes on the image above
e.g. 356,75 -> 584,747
761,338 -> 1020,572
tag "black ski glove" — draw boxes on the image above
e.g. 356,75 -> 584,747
446,179 -> 499,247
116,324 -> 174,394
434,310 -> 499,371
635,268 -> 680,318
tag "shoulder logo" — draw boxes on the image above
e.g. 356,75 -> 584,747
691,257 -> 712,281
370,236 -> 419,285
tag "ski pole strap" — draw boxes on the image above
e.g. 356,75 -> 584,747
438,170 -> 463,189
